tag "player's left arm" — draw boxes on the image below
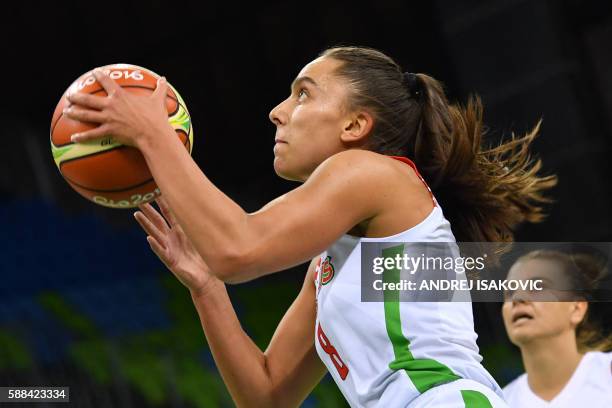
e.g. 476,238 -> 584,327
64,70 -> 396,283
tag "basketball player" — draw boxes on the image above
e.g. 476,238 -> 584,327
502,250 -> 612,407
65,46 -> 556,407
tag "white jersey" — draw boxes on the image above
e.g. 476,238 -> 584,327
313,156 -> 503,407
503,351 -> 612,408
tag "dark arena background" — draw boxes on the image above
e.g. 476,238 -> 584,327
1,0 -> 611,407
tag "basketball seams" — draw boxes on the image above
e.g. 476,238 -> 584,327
57,132 -> 190,166
66,175 -> 155,193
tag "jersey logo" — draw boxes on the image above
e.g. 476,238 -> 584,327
320,256 -> 335,285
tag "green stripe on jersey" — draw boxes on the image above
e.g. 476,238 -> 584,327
461,390 -> 493,408
382,244 -> 461,394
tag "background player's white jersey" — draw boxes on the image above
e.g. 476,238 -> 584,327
313,157 -> 503,407
503,351 -> 612,408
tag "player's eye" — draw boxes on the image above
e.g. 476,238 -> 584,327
297,88 -> 308,100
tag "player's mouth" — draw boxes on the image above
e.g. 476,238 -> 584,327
275,138 -> 288,144
511,310 -> 534,324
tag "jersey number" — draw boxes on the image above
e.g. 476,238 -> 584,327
317,323 -> 349,380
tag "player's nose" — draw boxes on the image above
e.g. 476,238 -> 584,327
511,290 -> 529,304
269,99 -> 289,126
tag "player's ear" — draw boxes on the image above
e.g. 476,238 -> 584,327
569,301 -> 588,327
340,110 -> 373,144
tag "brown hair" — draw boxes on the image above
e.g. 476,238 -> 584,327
319,46 -> 557,245
516,249 -> 611,352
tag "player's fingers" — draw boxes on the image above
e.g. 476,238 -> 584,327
153,77 -> 168,102
66,92 -> 107,110
147,236 -> 170,263
139,202 -> 170,233
92,68 -> 122,96
156,196 -> 178,226
134,211 -> 167,248
63,106 -> 106,124
70,124 -> 110,143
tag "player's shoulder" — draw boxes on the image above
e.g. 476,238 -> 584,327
502,372 -> 527,401
307,150 -> 426,212
583,350 -> 612,373
572,351 -> 612,404
314,149 -> 410,183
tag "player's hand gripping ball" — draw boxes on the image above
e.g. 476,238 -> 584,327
50,64 -> 193,208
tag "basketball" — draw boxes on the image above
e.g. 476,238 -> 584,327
50,64 -> 193,209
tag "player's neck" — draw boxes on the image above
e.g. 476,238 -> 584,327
520,332 -> 584,401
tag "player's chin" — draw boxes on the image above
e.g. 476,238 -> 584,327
507,327 -> 537,346
273,158 -> 301,181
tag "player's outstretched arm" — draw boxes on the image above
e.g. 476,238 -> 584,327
134,202 -> 326,407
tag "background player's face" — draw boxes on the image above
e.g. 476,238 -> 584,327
501,258 -> 587,347
269,57 -> 356,181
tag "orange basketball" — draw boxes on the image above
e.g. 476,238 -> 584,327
50,64 -> 193,208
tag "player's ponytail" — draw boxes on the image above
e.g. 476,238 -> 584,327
321,46 -> 557,245
411,73 -> 557,243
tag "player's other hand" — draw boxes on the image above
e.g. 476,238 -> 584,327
134,196 -> 220,295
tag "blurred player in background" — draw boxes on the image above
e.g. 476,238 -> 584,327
502,250 -> 612,407
65,46 -> 556,406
